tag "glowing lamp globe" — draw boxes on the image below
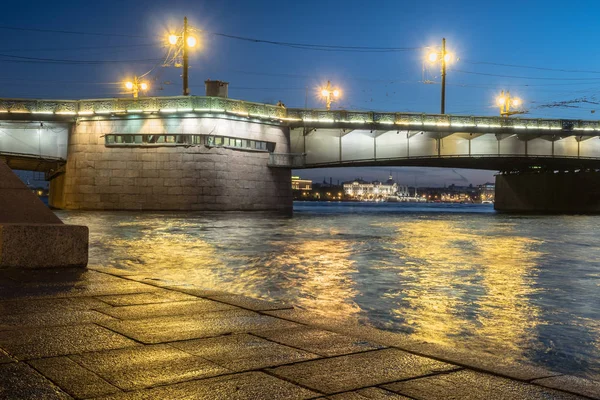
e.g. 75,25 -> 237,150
187,36 -> 197,47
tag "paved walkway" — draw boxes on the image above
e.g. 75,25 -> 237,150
0,266 -> 599,399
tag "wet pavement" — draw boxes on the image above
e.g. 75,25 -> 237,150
0,267 -> 599,399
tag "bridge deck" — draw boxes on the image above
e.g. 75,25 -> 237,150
2,96 -> 600,171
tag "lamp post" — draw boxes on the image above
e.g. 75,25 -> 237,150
124,76 -> 149,98
497,90 -> 524,117
320,81 -> 341,110
167,17 -> 198,96
427,38 -> 453,114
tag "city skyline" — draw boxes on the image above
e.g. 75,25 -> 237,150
295,167 -> 493,187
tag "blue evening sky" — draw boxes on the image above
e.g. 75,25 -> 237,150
3,0 -> 600,186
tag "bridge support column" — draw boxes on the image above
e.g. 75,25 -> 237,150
494,171 -> 600,213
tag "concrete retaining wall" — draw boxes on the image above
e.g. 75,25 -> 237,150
495,171 -> 600,213
50,117 -> 292,212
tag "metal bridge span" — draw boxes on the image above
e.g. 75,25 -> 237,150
2,96 -> 600,172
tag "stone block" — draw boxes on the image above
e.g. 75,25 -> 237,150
171,334 -> 319,372
141,169 -> 159,178
164,180 -> 181,187
28,356 -> 120,399
254,326 -> 385,357
0,363 -> 71,399
96,371 -> 317,400
0,224 -> 89,269
109,161 -> 127,170
0,324 -> 139,359
123,169 -> 140,178
168,187 -> 184,195
384,370 -> 582,400
100,309 -> 300,344
78,185 -> 95,194
99,300 -> 235,320
269,348 -> 458,394
70,344 -> 228,391
532,375 -> 600,399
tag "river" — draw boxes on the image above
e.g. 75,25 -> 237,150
57,202 -> 600,379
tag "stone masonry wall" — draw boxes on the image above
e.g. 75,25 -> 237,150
50,116 -> 292,212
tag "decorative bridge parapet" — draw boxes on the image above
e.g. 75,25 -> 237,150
2,95 -> 600,135
0,96 -> 287,121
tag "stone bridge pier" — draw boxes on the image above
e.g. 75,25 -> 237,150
49,115 -> 293,213
495,170 -> 600,213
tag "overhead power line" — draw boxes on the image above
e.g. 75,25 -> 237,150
0,43 -> 160,53
452,69 -> 600,81
0,25 -> 424,53
462,60 -> 600,75
0,25 -> 147,38
210,32 -> 424,52
0,54 -> 164,65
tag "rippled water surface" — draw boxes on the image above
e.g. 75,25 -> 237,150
58,202 -> 600,379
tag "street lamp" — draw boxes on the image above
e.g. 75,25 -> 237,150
124,76 -> 149,98
426,38 -> 454,114
497,90 -> 524,117
320,81 -> 341,110
166,16 -> 199,96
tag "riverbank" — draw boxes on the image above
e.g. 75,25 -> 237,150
1,266 -> 599,399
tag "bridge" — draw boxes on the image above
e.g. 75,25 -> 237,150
1,95 -> 600,212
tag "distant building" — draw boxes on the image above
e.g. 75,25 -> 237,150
292,176 -> 312,191
478,182 -> 495,202
343,175 -> 398,199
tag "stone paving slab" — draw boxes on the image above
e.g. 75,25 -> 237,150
29,356 -> 121,399
268,348 -> 459,394
532,375 -> 600,399
254,326 -> 386,357
96,290 -> 201,306
0,347 -> 14,363
383,369 -> 586,400
100,309 -> 301,344
327,387 -> 412,399
266,309 -> 559,382
157,285 -> 230,297
0,323 -> 140,360
97,299 -> 236,320
399,341 -> 561,381
207,294 -> 294,311
0,297 -> 108,316
170,333 -> 320,371
0,362 -> 71,400
0,310 -> 115,331
95,371 -> 319,400
0,280 -> 160,300
69,344 -> 229,391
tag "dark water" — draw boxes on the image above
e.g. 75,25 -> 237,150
57,202 -> 600,379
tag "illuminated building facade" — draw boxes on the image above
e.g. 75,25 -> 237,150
292,176 -> 312,191
343,175 -> 399,199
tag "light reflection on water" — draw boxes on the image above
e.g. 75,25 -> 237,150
58,202 -> 600,379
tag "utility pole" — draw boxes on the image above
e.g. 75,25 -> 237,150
182,16 -> 190,96
440,38 -> 446,114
